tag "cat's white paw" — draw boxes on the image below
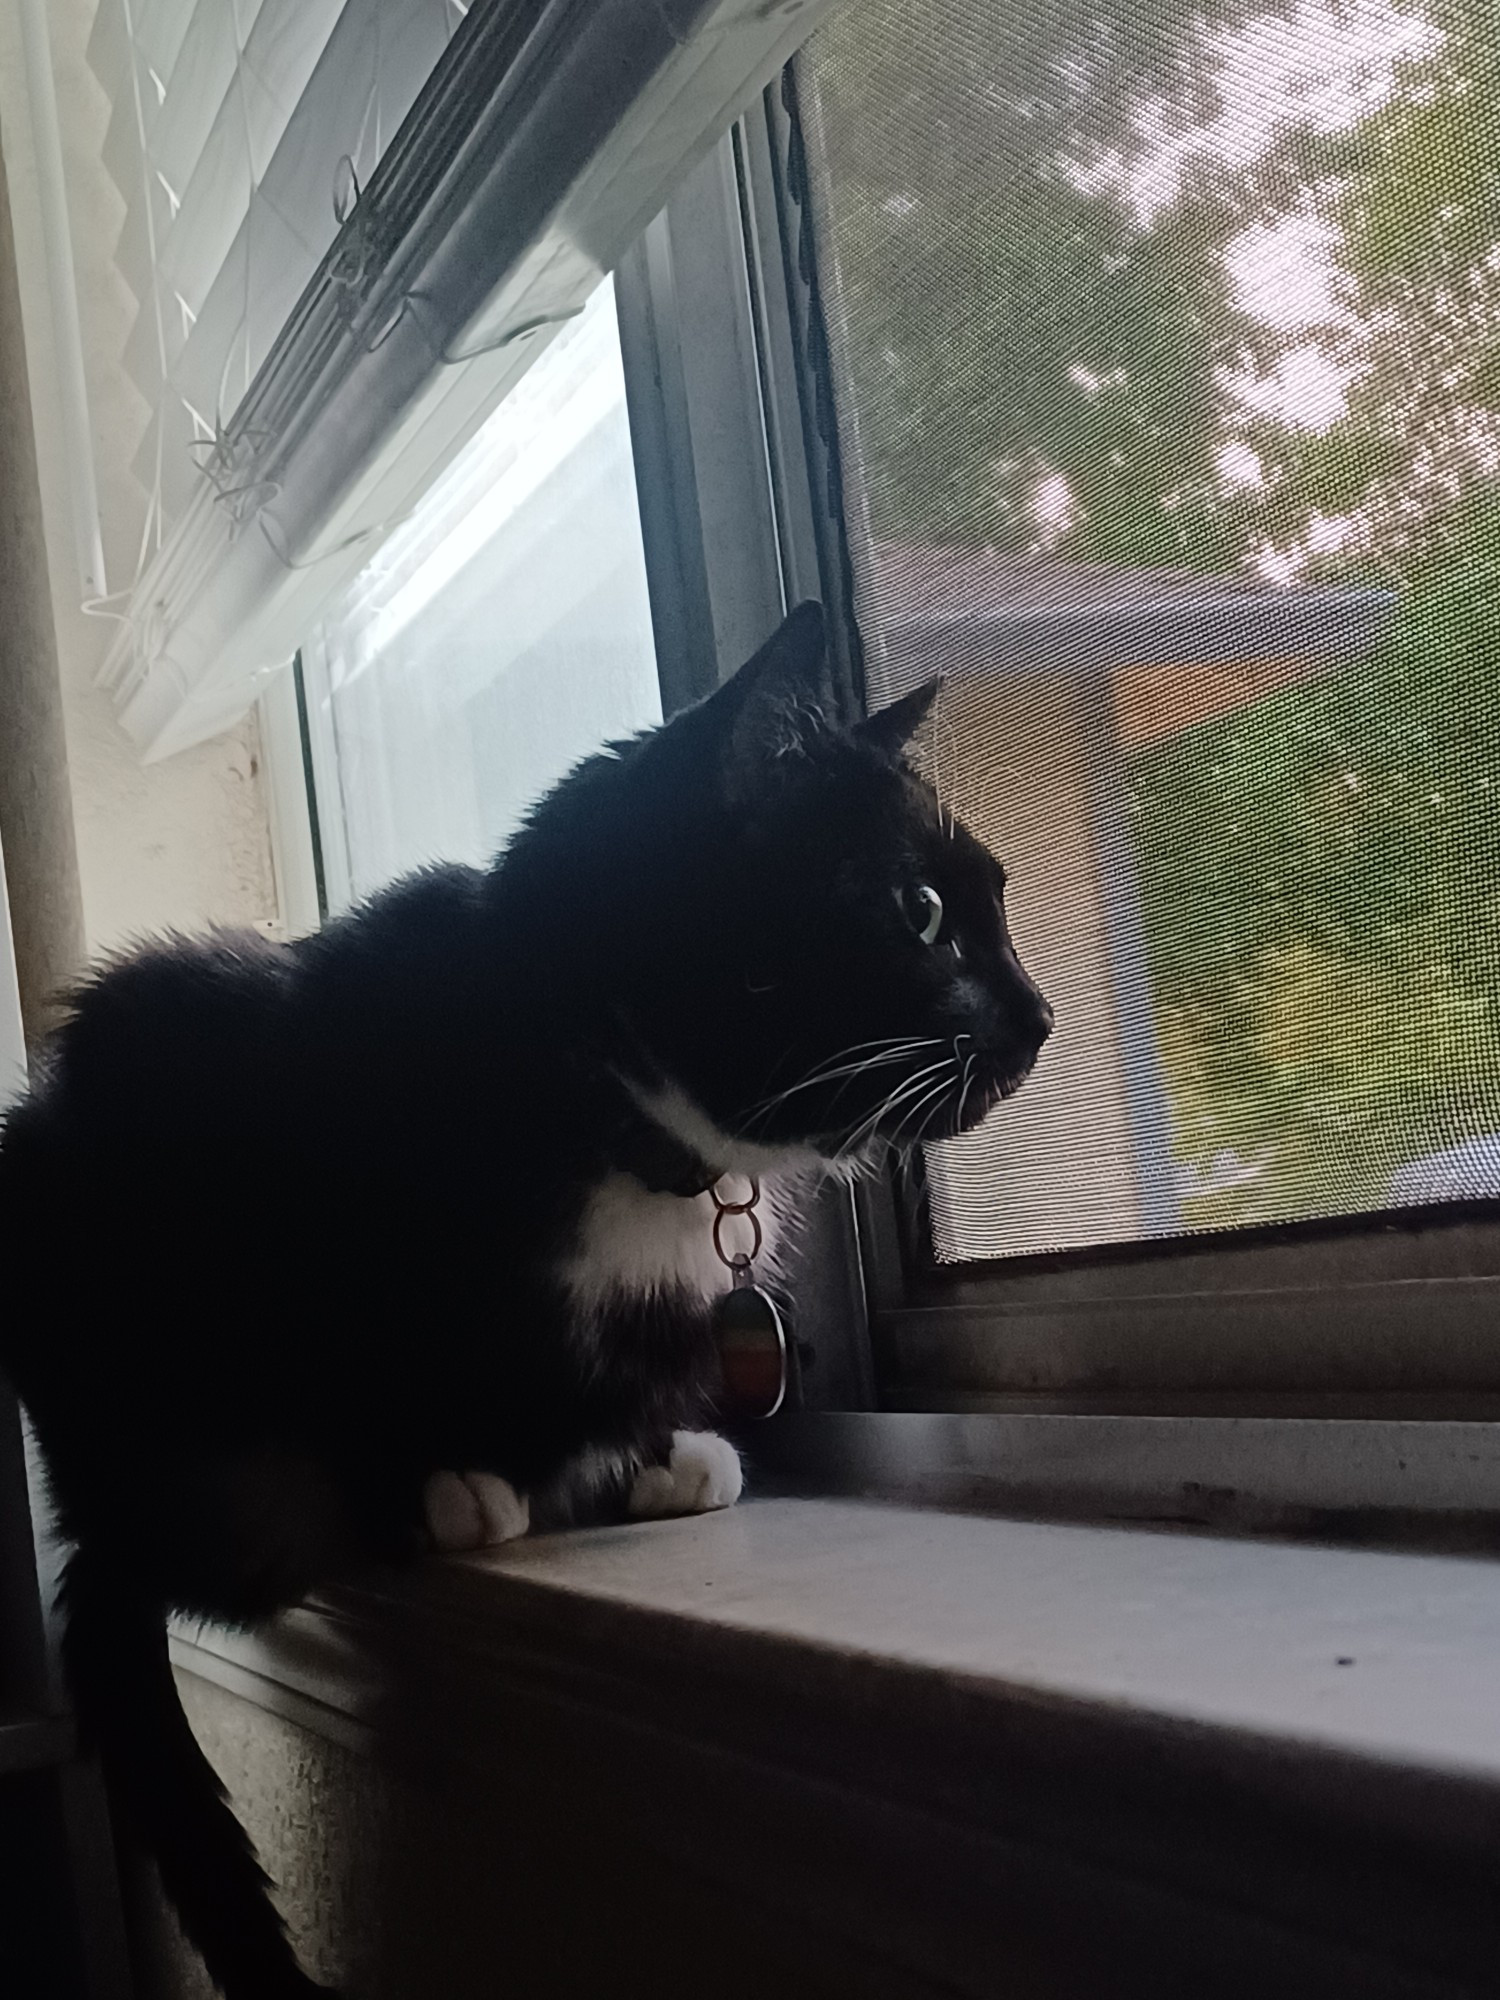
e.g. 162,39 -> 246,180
424,1470 -> 530,1552
627,1431 -> 743,1519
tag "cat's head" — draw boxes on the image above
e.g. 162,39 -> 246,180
510,603 -> 1053,1169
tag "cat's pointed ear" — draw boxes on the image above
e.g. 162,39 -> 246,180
715,601 -> 832,795
858,677 -> 942,758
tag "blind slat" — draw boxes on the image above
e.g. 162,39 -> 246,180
91,0 -> 457,541
84,0 -> 840,756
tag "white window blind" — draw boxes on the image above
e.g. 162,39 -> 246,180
60,0 -> 842,763
89,0 -> 468,542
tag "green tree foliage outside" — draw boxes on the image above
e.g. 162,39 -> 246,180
805,0 -> 1500,1227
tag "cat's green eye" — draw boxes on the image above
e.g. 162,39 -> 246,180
898,882 -> 944,946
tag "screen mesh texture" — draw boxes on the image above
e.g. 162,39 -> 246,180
797,0 -> 1500,1260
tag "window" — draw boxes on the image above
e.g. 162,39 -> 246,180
253,0 -> 1500,1501
793,0 -> 1500,1267
301,281 -> 660,907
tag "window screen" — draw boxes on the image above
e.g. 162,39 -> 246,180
794,0 -> 1500,1262
306,279 -> 661,903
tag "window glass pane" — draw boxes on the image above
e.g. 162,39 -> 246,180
310,278 -> 660,903
796,0 -> 1500,1260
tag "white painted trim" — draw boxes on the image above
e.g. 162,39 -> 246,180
17,0 -> 106,603
0,824 -> 27,1110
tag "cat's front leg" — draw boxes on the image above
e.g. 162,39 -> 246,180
423,1469 -> 530,1552
627,1430 -> 743,1519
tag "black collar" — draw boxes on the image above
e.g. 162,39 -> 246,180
609,1093 -> 723,1198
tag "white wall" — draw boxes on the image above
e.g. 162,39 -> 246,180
0,0 -> 277,956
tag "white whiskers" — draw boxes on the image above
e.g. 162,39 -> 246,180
890,1072 -> 958,1149
741,1036 -> 941,1133
956,1048 -> 976,1132
837,1053 -> 956,1157
744,1029 -> 977,1162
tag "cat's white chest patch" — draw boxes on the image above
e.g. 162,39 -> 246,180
557,1172 -> 792,1314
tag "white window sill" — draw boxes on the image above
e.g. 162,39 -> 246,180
172,1498 -> 1500,1996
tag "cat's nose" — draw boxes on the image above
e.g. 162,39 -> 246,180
1009,972 -> 1053,1047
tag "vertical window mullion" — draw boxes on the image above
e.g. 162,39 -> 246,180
615,123 -> 888,1410
616,138 -> 786,705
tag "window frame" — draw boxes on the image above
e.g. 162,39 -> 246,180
613,128 -> 881,1411
649,82 -> 1500,1445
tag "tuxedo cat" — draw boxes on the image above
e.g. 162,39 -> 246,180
0,602 -> 1050,1998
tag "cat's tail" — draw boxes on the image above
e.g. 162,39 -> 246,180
59,1544 -> 337,2000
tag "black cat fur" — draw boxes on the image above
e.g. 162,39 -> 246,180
0,603 -> 1051,1999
